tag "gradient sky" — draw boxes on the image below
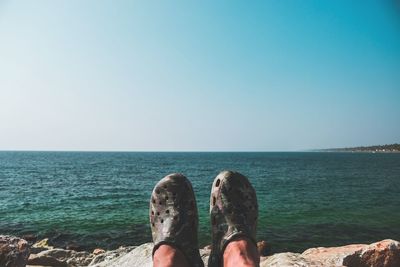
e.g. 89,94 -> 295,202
0,1 -> 399,151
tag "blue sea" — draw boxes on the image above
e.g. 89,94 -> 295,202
0,151 -> 399,253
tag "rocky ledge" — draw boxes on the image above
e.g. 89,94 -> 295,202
1,235 -> 399,267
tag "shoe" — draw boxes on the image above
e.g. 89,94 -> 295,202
208,171 -> 258,267
150,173 -> 204,267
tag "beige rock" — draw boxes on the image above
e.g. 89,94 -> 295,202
90,243 -> 210,267
302,243 -> 365,266
93,248 -> 106,255
32,238 -> 53,249
89,246 -> 137,266
31,238 -> 54,254
90,243 -> 153,267
25,238 -> 400,267
260,252 -> 314,267
28,248 -> 94,266
302,239 -> 400,267
343,239 -> 400,267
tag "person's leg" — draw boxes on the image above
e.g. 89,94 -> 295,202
223,237 -> 260,267
153,244 -> 189,267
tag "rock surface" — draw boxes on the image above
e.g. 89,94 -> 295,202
28,248 -> 94,266
89,246 -> 136,266
261,252 -> 313,267
302,243 -> 365,266
21,238 -> 400,267
343,239 -> 400,267
89,243 -> 211,267
0,235 -> 30,267
92,248 -> 106,255
89,243 -> 153,267
31,238 -> 54,254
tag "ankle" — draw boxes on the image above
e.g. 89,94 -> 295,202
153,244 -> 189,267
223,238 -> 260,267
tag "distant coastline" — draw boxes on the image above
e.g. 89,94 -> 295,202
318,143 -> 400,153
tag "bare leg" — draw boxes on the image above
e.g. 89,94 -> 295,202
223,237 -> 260,267
153,244 -> 190,267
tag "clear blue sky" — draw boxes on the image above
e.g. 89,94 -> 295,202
0,1 -> 399,151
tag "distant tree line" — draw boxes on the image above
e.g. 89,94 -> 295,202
326,143 -> 400,152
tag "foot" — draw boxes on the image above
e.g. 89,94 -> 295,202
150,173 -> 204,267
208,171 -> 259,267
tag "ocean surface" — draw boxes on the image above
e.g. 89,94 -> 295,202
1,151 -> 399,253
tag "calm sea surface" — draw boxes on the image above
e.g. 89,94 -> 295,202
0,152 -> 399,252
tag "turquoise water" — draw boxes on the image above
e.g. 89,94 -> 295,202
0,152 -> 399,253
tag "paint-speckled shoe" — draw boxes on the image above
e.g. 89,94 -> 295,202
150,173 -> 204,267
208,171 -> 258,267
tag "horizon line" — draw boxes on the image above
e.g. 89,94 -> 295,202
0,149 -> 313,153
